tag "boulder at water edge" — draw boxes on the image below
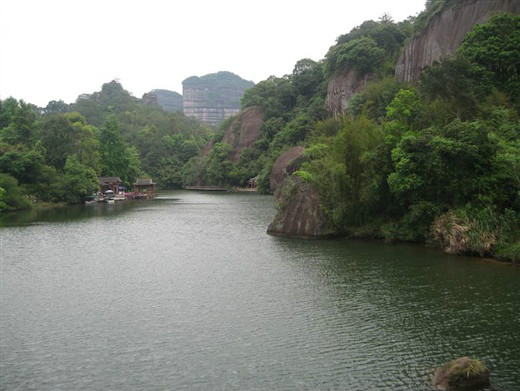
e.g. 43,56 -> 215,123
433,356 -> 490,390
267,176 -> 334,238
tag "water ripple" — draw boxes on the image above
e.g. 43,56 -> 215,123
1,191 -> 519,391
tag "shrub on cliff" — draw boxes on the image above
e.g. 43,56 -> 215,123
433,207 -> 519,258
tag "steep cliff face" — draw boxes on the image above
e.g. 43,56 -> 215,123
221,106 -> 264,163
324,69 -> 372,117
269,146 -> 305,195
182,71 -> 254,126
267,149 -> 334,238
396,0 -> 520,83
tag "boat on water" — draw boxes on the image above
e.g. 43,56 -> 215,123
84,189 -> 125,204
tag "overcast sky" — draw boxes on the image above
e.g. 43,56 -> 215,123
0,0 -> 426,107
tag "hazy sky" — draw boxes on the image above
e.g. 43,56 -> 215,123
0,0 -> 426,107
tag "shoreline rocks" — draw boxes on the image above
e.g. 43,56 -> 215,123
433,357 -> 490,390
267,176 -> 334,239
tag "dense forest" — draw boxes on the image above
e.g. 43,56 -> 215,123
1,0 -> 518,260
0,81 -> 210,210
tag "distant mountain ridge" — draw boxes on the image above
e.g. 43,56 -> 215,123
142,89 -> 183,112
142,71 -> 254,126
182,71 -> 254,126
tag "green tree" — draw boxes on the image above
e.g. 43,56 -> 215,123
0,173 -> 31,211
43,100 -> 70,114
0,100 -> 37,146
458,13 -> 520,99
0,143 -> 46,185
0,98 -> 19,130
384,88 -> 422,141
98,115 -> 140,184
270,112 -> 312,151
241,76 -> 296,119
0,187 -> 7,211
201,142 -> 233,185
40,112 -> 99,170
326,37 -> 385,75
292,59 -> 325,99
62,155 -> 99,204
418,56 -> 478,119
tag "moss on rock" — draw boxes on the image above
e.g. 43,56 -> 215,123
433,356 -> 490,390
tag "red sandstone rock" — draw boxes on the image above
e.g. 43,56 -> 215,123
324,69 -> 372,117
396,0 -> 520,83
269,146 -> 305,196
222,106 -> 264,163
267,176 -> 334,238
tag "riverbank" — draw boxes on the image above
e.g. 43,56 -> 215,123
267,177 -> 519,264
31,201 -> 68,210
341,225 -> 520,265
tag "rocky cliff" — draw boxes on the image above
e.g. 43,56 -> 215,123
182,71 -> 254,126
267,176 -> 334,238
141,92 -> 159,107
269,146 -> 306,196
267,148 -> 333,238
324,69 -> 372,117
396,0 -> 520,83
221,106 -> 264,163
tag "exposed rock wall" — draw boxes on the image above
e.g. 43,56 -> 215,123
141,92 -> 158,106
396,0 -> 520,83
267,149 -> 333,238
267,176 -> 333,238
269,146 -> 305,195
324,69 -> 372,117
221,106 -> 264,162
183,105 -> 242,128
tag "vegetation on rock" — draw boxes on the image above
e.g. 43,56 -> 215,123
296,13 -> 519,259
433,357 -> 490,390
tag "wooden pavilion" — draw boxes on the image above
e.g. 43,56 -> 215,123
99,176 -> 122,194
247,175 -> 259,189
133,178 -> 156,199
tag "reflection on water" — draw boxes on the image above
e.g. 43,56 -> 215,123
0,201 -> 134,227
1,191 -> 519,391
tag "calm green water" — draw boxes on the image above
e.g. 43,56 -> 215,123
1,191 -> 519,390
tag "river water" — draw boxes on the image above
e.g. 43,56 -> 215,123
1,191 -> 519,390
